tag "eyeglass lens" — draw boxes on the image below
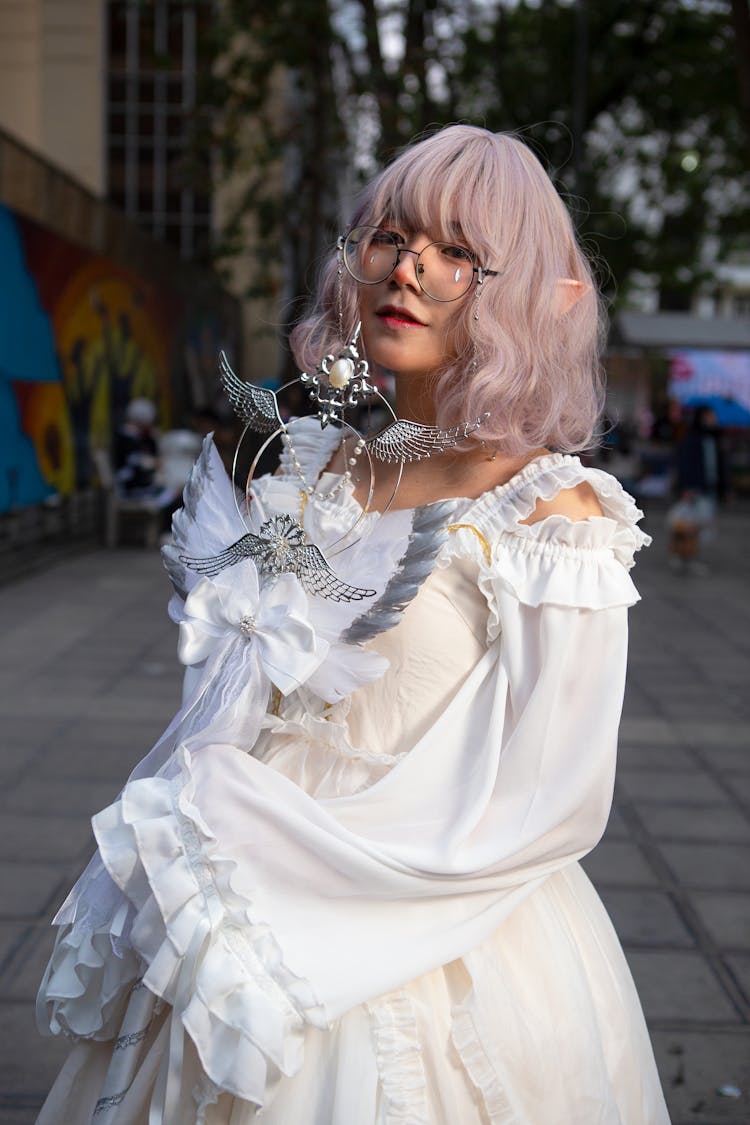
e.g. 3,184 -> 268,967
343,226 -> 476,301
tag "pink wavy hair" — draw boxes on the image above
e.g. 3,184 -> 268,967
290,125 -> 604,455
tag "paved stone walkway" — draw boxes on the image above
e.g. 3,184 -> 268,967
0,504 -> 748,1124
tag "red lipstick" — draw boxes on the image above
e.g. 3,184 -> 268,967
375,304 -> 427,328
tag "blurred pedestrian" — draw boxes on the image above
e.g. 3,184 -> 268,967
668,405 -> 728,573
113,397 -> 184,533
113,397 -> 161,496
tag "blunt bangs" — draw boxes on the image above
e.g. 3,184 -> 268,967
353,132 -> 504,268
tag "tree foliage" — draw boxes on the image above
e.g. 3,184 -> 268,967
197,0 -> 750,319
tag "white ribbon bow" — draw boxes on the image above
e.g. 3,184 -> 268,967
178,560 -> 328,696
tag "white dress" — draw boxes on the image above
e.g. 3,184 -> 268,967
36,426 -> 671,1125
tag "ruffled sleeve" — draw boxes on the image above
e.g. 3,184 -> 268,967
443,453 -> 650,638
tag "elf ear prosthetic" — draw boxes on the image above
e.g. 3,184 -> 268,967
552,278 -> 591,318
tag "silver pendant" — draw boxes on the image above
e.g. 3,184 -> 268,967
299,322 -> 376,427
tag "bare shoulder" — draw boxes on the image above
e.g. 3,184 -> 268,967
520,481 -> 603,526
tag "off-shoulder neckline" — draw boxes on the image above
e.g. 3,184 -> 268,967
285,418 -> 579,516
277,419 -> 648,537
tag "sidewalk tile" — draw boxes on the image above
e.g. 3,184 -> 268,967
626,950 -> 740,1023
0,922 -> 24,968
651,1028 -> 750,1122
599,889 -> 695,947
660,843 -> 750,891
616,744 -> 698,772
689,893 -> 750,951
52,717 -> 171,750
0,813 -> 93,863
637,804 -> 750,843
701,748 -> 750,775
581,841 -> 659,887
37,740 -> 147,783
0,925 -> 56,1001
0,865 -> 66,919
603,805 -> 630,840
0,746 -> 39,783
0,717 -> 67,747
1,777 -> 119,820
725,954 -> 750,1005
678,722 -> 750,750
618,719 -> 681,746
616,770 -> 727,803
0,1002 -> 70,1107
726,775 -> 750,802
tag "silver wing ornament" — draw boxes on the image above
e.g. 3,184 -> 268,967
219,351 -> 282,433
366,415 -> 490,463
179,514 -> 375,603
177,532 -> 266,578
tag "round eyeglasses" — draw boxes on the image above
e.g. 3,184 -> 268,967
339,226 -> 499,302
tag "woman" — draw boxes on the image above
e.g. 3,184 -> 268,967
37,126 -> 670,1123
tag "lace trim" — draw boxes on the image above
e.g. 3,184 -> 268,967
366,991 -> 431,1125
450,1001 -> 515,1125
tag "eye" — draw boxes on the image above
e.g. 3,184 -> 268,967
363,231 -> 393,251
440,243 -> 474,263
378,224 -> 406,245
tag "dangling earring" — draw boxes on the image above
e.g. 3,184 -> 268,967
471,275 -> 484,375
336,248 -> 345,343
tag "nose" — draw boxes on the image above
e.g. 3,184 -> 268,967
389,245 -> 422,288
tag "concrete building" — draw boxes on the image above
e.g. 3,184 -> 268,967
0,0 -> 106,195
0,2 -> 243,571
0,0 -> 275,380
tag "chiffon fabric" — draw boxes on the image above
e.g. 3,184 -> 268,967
37,428 -> 671,1124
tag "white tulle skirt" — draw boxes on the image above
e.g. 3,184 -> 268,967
38,860 -> 669,1125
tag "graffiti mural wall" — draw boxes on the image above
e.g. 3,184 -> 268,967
0,202 -> 232,513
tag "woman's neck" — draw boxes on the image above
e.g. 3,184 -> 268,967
348,442 -> 548,513
393,373 -> 437,426
322,367 -> 548,512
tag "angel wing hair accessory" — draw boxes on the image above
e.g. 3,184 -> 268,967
179,514 -> 376,603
